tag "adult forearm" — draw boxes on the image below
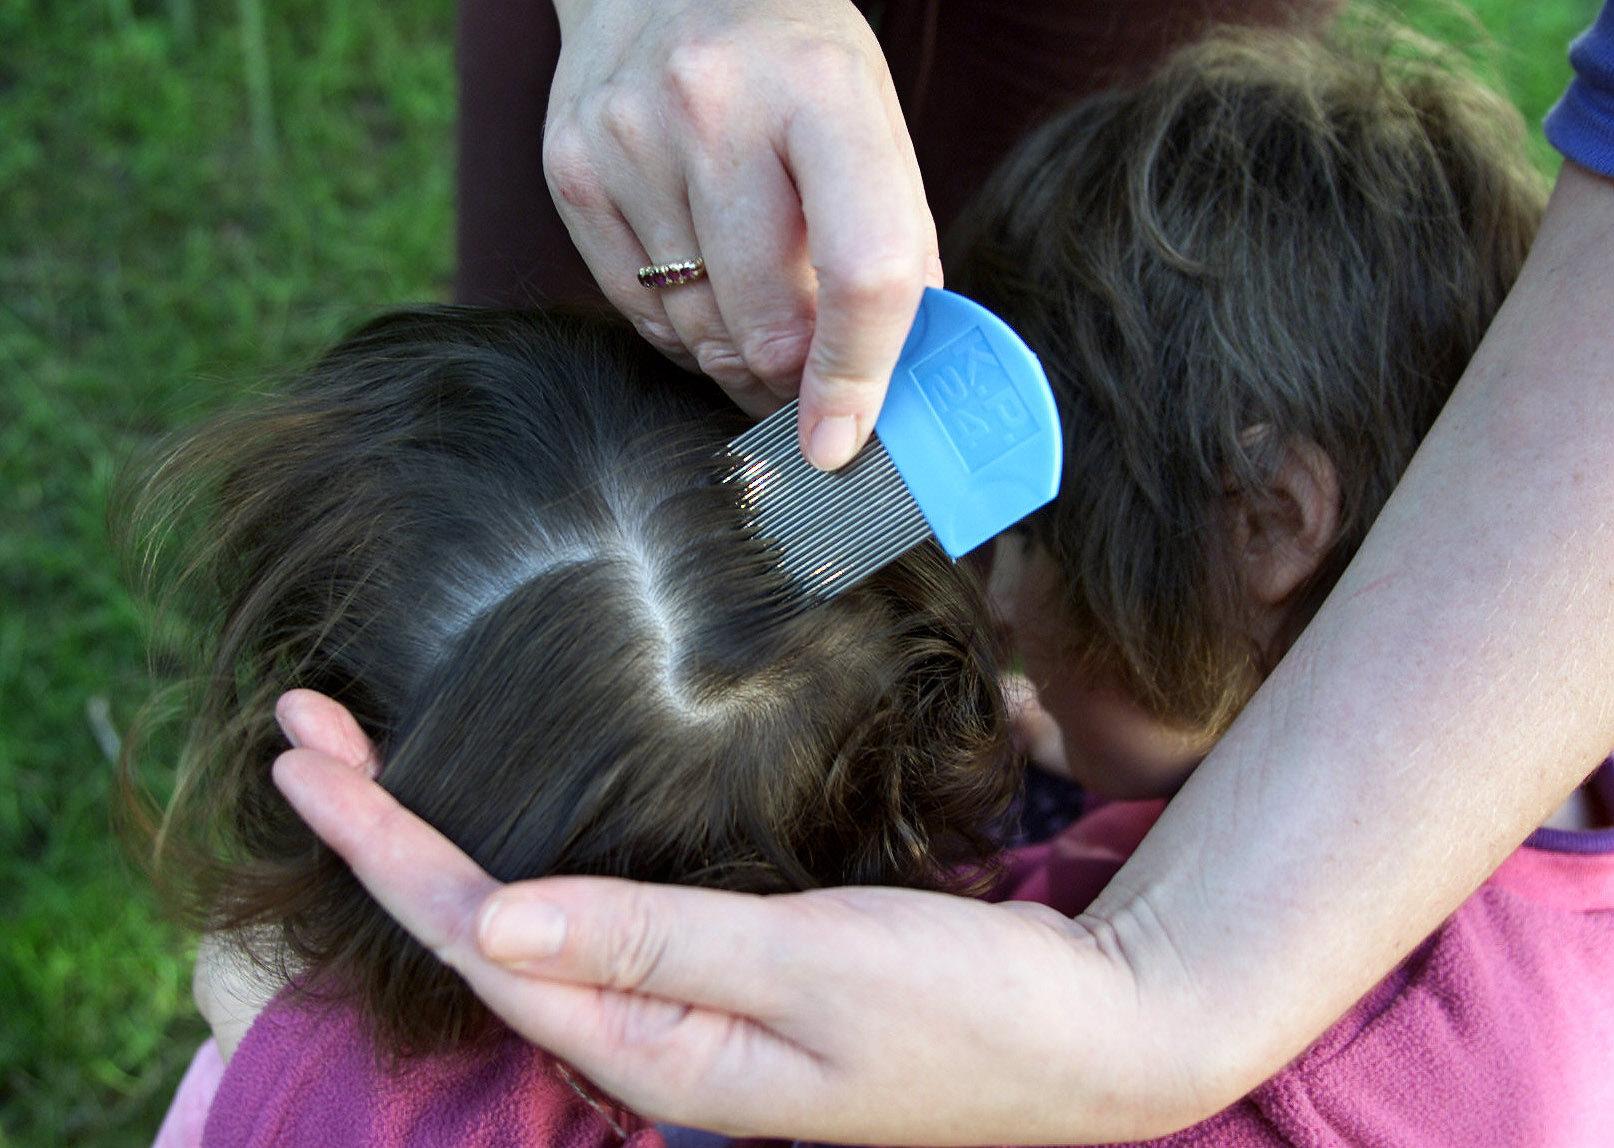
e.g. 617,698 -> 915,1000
1093,161 -> 1614,1115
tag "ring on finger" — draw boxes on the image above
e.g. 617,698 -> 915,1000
637,257 -> 707,289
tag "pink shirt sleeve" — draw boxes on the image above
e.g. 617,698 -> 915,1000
151,1039 -> 226,1148
194,989 -> 664,1148
998,782 -> 1614,1147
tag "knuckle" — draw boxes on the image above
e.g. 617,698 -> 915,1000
738,326 -> 810,385
598,85 -> 652,150
631,316 -> 682,355
691,338 -> 751,385
805,366 -> 879,408
819,253 -> 922,314
431,898 -> 483,974
343,786 -> 398,860
601,889 -> 669,992
541,127 -> 604,211
613,1017 -> 729,1122
802,337 -> 890,408
664,41 -> 735,128
790,37 -> 867,88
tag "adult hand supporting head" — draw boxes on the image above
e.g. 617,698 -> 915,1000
270,689 -> 1221,1144
544,0 -> 941,471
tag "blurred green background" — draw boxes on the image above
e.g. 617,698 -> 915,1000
0,1 -> 1597,1144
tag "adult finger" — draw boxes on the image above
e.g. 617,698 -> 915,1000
272,748 -> 502,963
543,124 -> 698,374
268,752 -> 712,1077
272,749 -> 834,1130
686,131 -> 815,402
786,73 -> 934,470
584,84 -> 774,401
613,180 -> 760,393
476,877 -> 804,1021
586,77 -> 754,389
271,748 -> 795,1021
275,689 -> 380,777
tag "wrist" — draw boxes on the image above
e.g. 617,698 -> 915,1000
1065,897 -> 1270,1137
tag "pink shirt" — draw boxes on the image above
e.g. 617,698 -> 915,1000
154,989 -> 663,1148
996,762 -> 1614,1146
157,767 -> 1614,1148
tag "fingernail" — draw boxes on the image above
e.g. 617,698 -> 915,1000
806,414 -> 859,471
275,696 -> 306,748
478,893 -> 568,963
270,751 -> 319,808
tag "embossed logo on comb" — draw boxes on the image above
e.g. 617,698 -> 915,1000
909,327 -> 1035,472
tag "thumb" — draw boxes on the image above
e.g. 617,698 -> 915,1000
794,271 -> 923,474
795,267 -> 925,472
793,237 -> 940,472
783,75 -> 935,472
475,877 -> 791,1019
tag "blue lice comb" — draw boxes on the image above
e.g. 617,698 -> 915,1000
724,287 -> 1063,606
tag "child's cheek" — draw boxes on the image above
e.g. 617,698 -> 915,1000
1030,673 -> 1207,800
995,539 -> 1210,799
1009,618 -> 1204,799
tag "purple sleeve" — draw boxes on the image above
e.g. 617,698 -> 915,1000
1546,1 -> 1614,176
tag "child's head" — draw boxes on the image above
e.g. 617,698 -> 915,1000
949,27 -> 1545,797
127,307 -> 1015,1055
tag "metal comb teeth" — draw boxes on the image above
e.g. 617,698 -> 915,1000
724,400 -> 933,607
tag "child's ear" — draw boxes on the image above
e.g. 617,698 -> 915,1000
987,532 -> 1029,625
1229,436 -> 1341,608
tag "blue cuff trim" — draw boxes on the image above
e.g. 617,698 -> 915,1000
1546,84 -> 1614,177
1548,3 -> 1614,177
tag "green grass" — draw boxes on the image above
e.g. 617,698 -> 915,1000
2,1 -> 452,1142
0,1 -> 1596,1144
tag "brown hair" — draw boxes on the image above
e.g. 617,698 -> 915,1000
948,24 -> 1545,732
121,307 -> 1015,1056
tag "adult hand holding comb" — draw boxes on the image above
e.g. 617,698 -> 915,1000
545,0 -> 940,469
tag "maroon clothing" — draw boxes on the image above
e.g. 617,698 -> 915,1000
454,0 -> 1336,307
